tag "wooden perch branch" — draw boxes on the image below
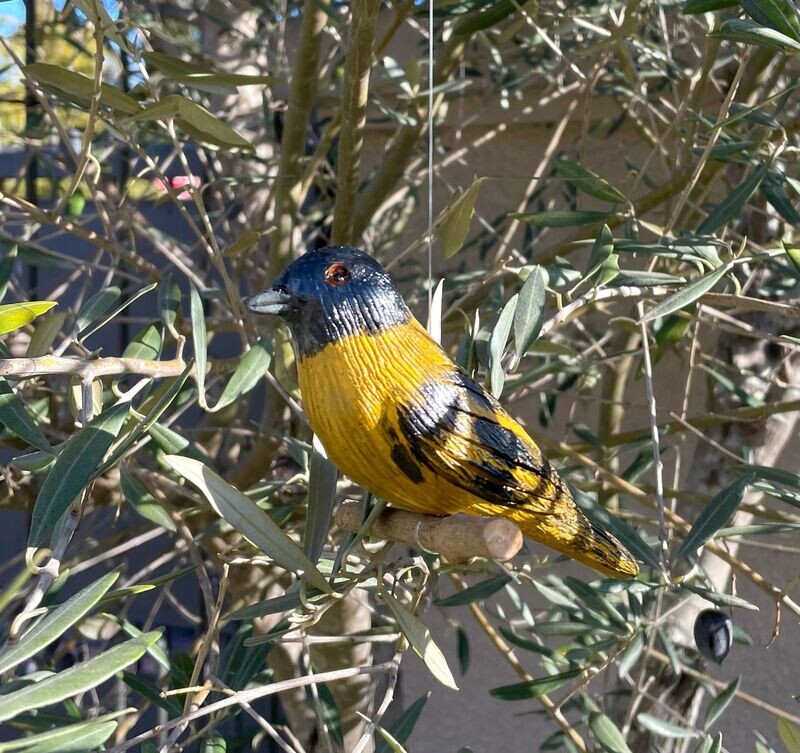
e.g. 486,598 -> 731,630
0,355 -> 186,380
334,500 -> 522,562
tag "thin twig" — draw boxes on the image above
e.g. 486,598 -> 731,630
664,46 -> 751,234
637,301 -> 668,573
561,397 -> 800,455
51,0 -> 103,218
0,187 -> 155,273
538,285 -> 800,341
104,663 -> 394,753
648,649 -> 800,726
450,573 -> 588,753
215,678 -> 304,753
351,653 -> 401,753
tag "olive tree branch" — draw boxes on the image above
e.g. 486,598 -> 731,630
330,0 -> 381,244
268,0 -> 329,272
0,355 -> 186,381
538,285 -> 800,340
350,35 -> 467,239
295,1 -> 415,209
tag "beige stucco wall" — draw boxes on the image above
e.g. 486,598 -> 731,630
357,80 -> 800,752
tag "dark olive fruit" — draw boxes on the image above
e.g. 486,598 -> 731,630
693,609 -> 733,664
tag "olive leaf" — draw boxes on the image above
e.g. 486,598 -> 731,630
0,301 -> 58,337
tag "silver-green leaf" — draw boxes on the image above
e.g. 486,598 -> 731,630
554,157 -> 627,204
640,263 -> 731,323
510,210 -> 613,227
697,162 -> 771,234
208,336 -> 272,412
0,572 -> 119,675
0,718 -> 118,753
489,294 -> 517,397
709,19 -> 800,53
637,713 -> 698,739
489,669 -> 581,700
0,631 -> 161,723
0,378 -> 53,453
590,712 -> 634,753
513,266 -> 547,361
437,178 -> 484,259
304,436 -> 338,565
190,284 -> 208,401
676,474 -> 753,561
741,0 -> 800,40
381,590 -> 457,690
705,676 -> 740,728
120,469 -> 177,532
74,287 -> 121,337
28,403 -> 130,549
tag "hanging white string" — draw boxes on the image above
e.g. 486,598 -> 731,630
427,0 -> 434,316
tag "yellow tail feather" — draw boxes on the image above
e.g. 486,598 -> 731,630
512,508 -> 640,579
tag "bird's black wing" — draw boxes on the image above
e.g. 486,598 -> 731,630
392,370 -> 572,515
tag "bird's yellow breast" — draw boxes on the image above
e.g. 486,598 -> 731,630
297,319 -> 460,510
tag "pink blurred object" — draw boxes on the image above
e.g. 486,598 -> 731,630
154,175 -> 202,200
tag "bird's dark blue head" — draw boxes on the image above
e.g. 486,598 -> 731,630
247,245 -> 412,357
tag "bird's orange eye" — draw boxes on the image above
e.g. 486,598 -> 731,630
325,262 -> 351,286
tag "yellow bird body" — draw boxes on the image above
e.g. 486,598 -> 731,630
298,319 -> 454,508
248,246 -> 639,579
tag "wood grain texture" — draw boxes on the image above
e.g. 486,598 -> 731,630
334,500 -> 523,562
